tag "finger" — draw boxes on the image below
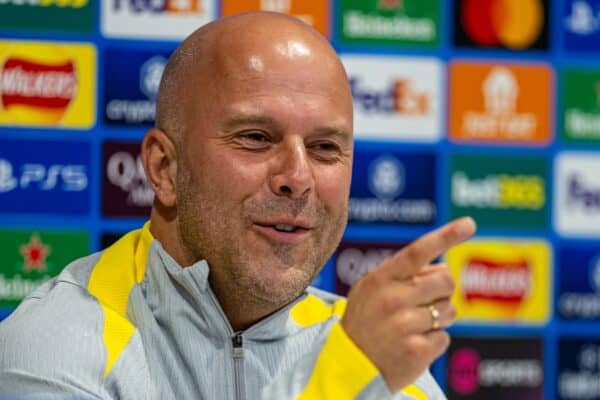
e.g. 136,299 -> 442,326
380,217 -> 476,280
413,265 -> 455,306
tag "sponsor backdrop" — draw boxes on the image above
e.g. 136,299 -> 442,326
0,0 -> 599,398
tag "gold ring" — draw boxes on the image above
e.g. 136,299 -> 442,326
428,304 -> 441,330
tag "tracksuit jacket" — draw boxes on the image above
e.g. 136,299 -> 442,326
0,222 -> 447,399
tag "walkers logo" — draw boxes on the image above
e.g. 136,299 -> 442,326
454,0 -> 548,50
343,55 -> 442,141
447,337 -> 544,399
450,154 -> 548,228
0,229 -> 89,308
557,244 -> 600,320
104,48 -> 170,126
222,0 -> 328,36
336,0 -> 439,46
0,41 -> 95,129
349,150 -> 436,225
558,339 -> 600,399
561,69 -> 600,142
102,0 -> 215,40
102,141 -> 154,217
449,62 -> 552,144
447,239 -> 551,323
333,242 -> 406,295
555,152 -> 600,236
0,0 -> 94,33
564,0 -> 600,52
0,139 -> 90,215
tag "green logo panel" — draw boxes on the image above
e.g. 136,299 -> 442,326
561,69 -> 600,143
336,0 -> 439,46
0,0 -> 94,33
0,229 -> 89,308
450,154 -> 549,229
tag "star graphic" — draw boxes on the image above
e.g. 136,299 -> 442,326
20,234 -> 50,272
379,0 -> 403,10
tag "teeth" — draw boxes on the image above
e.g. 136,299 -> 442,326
275,224 -> 297,232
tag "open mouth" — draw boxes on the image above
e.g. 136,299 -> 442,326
273,223 -> 299,233
252,220 -> 312,244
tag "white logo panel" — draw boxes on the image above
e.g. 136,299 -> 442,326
555,152 -> 600,236
342,54 -> 443,142
102,0 -> 216,40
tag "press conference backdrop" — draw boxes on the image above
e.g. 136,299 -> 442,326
0,0 -> 598,398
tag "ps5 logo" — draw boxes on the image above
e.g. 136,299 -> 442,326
0,158 -> 87,193
368,155 -> 405,200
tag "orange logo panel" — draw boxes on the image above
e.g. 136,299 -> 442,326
0,40 -> 96,129
221,0 -> 328,37
449,61 -> 552,144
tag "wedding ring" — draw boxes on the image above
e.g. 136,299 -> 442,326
428,304 -> 441,330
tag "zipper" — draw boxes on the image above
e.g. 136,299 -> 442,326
232,333 -> 245,400
205,286 -> 309,400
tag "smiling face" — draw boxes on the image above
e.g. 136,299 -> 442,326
171,16 -> 354,315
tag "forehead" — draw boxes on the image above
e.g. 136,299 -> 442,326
195,38 -> 353,129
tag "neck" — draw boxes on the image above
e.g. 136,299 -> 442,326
149,204 -> 281,331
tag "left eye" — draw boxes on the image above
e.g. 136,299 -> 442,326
244,132 -> 269,142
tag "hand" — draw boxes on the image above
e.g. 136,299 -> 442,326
341,217 -> 477,393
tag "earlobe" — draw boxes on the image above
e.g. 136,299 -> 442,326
141,128 -> 178,208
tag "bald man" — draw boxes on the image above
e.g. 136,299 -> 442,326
0,12 -> 475,400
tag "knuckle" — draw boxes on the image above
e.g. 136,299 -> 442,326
381,292 -> 401,314
403,244 -> 422,266
441,271 -> 455,293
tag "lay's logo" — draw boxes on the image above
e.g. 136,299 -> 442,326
462,257 -> 531,304
1,58 -> 76,113
447,239 -> 551,324
0,41 -> 96,129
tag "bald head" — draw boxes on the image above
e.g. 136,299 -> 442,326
155,12 -> 351,148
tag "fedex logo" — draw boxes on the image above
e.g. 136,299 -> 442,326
0,139 -> 90,215
349,76 -> 430,115
555,152 -> 600,236
0,159 -> 87,193
112,0 -> 202,13
567,174 -> 600,209
341,55 -> 441,141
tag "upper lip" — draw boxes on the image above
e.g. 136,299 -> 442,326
252,217 -> 314,230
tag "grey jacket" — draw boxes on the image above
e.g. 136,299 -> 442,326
0,223 -> 446,399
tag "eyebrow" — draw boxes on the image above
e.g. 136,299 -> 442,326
221,114 -> 352,143
221,115 -> 278,130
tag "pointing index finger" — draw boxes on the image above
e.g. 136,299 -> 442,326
380,217 -> 476,280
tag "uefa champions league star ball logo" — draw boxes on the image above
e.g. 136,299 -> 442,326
139,56 -> 167,101
590,254 -> 600,292
368,155 -> 405,201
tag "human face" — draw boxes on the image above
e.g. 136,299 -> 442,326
176,38 -> 354,308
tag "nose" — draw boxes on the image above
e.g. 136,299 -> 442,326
269,138 -> 314,199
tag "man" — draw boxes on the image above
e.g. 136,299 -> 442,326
0,12 -> 476,399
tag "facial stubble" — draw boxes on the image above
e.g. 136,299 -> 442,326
176,163 -> 348,311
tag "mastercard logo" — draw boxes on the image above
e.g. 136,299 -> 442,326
460,0 -> 545,49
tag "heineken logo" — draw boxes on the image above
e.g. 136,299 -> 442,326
0,229 -> 89,308
337,0 -> 439,45
562,69 -> 600,141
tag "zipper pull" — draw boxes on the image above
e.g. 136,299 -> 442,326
232,334 -> 244,359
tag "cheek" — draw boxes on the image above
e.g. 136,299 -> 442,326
315,166 -> 351,209
204,152 -> 267,199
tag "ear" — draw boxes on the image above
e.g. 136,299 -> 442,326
141,128 -> 178,208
